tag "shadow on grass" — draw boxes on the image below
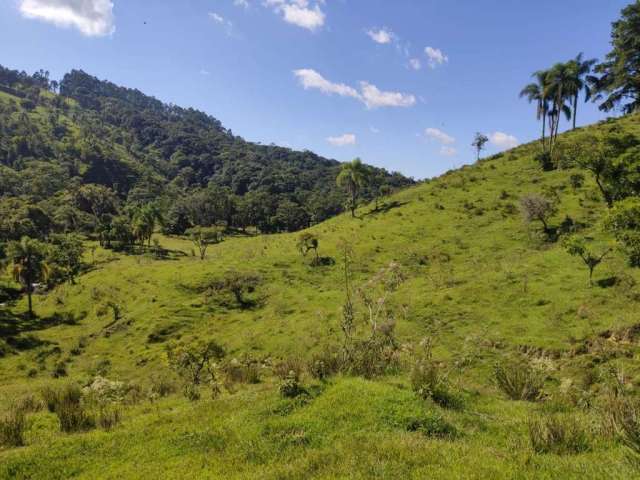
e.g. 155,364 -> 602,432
597,277 -> 618,289
364,201 -> 410,217
0,309 -> 81,338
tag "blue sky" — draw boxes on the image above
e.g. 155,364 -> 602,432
0,0 -> 630,179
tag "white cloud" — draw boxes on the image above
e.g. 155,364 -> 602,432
209,12 -> 225,23
293,69 -> 360,98
370,126 -> 380,134
425,46 -> 448,68
359,82 -> 415,109
265,0 -> 325,31
489,131 -> 519,149
366,27 -> 394,44
208,11 -> 234,35
327,133 -> 356,146
200,69 -> 210,76
234,0 -> 250,8
409,58 -> 421,70
425,128 -> 455,145
440,146 -> 457,156
293,69 -> 415,109
18,0 -> 114,36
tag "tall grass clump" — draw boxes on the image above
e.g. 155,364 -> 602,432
603,395 -> 640,463
495,359 -> 545,401
41,384 -> 96,433
528,414 -> 590,455
0,407 -> 26,447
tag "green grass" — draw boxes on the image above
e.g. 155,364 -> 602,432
1,113 -> 640,478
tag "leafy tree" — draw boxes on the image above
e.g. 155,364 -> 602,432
591,1 -> 640,113
132,204 -> 161,246
471,133 -> 489,161
297,232 -> 319,264
520,194 -> 557,235
562,235 -> 612,285
337,158 -> 369,218
605,197 -> 640,266
47,234 -> 84,285
187,226 -> 223,260
166,340 -> 226,400
6,237 -> 49,317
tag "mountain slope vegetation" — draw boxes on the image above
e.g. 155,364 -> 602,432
1,111 -> 640,478
0,65 -> 411,236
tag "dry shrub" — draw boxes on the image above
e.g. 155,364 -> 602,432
307,347 -> 341,381
41,384 -> 95,433
274,357 -> 306,381
97,405 -> 122,431
150,374 -> 178,398
221,356 -> 261,386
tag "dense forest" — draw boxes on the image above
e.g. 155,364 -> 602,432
0,66 -> 412,245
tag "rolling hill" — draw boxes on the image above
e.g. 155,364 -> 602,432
1,110 -> 640,478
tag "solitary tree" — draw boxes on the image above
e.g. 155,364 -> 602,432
297,232 -> 319,265
187,226 -> 224,260
7,237 -> 49,317
337,158 -> 369,218
208,271 -> 261,307
47,234 -> 84,285
562,236 -> 612,286
520,194 -> 557,236
472,133 -> 489,161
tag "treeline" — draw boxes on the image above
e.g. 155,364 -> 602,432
0,65 -> 412,248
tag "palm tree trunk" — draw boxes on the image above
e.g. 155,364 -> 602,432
541,110 -> 546,152
572,94 -> 578,130
27,288 -> 33,318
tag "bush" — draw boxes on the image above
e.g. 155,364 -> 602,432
221,356 -> 261,386
308,347 -> 341,380
0,408 -> 26,447
569,173 -> 585,191
495,360 -> 544,401
528,414 -> 590,455
279,371 -> 305,398
274,357 -> 306,381
97,405 -> 121,431
407,411 -> 457,439
150,374 -> 178,398
604,395 -> 640,461
41,384 -> 95,433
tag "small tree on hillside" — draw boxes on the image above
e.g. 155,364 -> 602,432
297,232 -> 319,265
562,236 -> 612,286
7,237 -> 49,317
520,194 -> 558,236
47,234 -> 85,285
187,226 -> 224,260
337,158 -> 369,218
472,133 -> 489,161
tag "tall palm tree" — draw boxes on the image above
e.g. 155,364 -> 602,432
7,237 -> 49,318
545,63 -> 574,151
520,70 -> 551,151
567,53 -> 597,129
336,158 -> 369,218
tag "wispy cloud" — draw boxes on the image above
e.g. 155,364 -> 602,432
425,46 -> 448,68
366,27 -> 394,44
489,131 -> 519,149
425,128 -> 455,145
264,0 -> 325,31
18,0 -> 115,36
409,58 -> 421,70
233,0 -> 250,8
208,11 -> 234,35
327,133 -> 356,146
293,69 -> 416,109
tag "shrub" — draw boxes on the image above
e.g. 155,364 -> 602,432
569,173 -> 585,191
279,371 -> 305,398
494,360 -> 544,401
604,395 -> 640,461
221,356 -> 261,386
528,414 -> 590,455
0,408 -> 26,447
41,384 -> 95,433
274,357 -> 306,381
15,393 -> 43,414
520,194 -> 557,236
166,340 -> 226,401
308,347 -> 341,380
407,411 -> 457,439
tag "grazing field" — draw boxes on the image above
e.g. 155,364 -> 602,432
2,113 -> 640,479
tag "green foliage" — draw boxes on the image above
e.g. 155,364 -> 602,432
562,235 -> 612,285
186,226 -> 224,260
278,370 -> 305,398
520,193 -> 558,235
166,340 -> 226,400
42,384 -> 96,433
206,271 -> 261,307
605,197 -> 640,266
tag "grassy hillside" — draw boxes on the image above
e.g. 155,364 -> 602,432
1,113 -> 640,478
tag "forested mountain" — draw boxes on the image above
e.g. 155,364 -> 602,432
0,65 -> 412,239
